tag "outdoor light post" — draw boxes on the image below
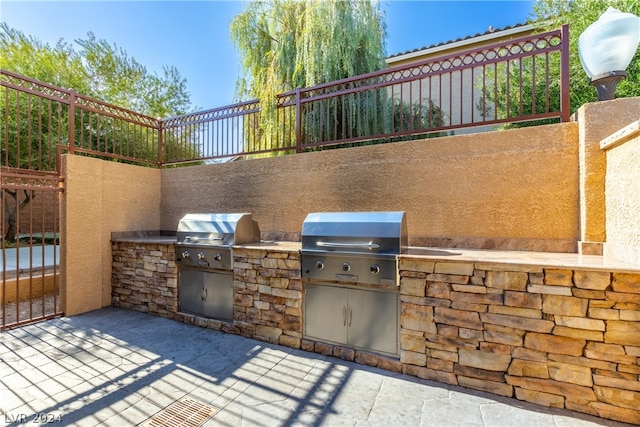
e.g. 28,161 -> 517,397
578,7 -> 640,101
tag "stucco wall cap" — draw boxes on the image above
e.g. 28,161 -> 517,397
600,119 -> 640,150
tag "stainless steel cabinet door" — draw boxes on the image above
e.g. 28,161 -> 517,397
348,289 -> 398,356
304,283 -> 348,345
202,271 -> 234,321
179,268 -> 204,315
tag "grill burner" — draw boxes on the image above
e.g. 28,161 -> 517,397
176,213 -> 260,320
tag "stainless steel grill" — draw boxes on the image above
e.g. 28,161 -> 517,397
301,211 -> 407,287
301,211 -> 406,357
176,213 -> 260,321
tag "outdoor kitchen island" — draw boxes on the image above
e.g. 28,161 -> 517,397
111,236 -> 640,424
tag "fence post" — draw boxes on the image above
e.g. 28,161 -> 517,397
295,87 -> 302,153
157,118 -> 163,168
560,24 -> 570,122
67,89 -> 76,154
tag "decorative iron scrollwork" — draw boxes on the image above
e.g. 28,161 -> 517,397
0,171 -> 63,191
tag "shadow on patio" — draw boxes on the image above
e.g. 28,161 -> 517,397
0,308 -> 629,427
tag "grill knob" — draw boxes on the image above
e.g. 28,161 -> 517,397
214,253 -> 222,261
342,262 -> 351,272
182,251 -> 190,258
315,261 -> 324,270
370,264 -> 380,275
197,252 -> 206,260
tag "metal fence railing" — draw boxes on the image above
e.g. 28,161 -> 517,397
162,24 -> 570,164
0,170 -> 62,329
1,70 -> 161,172
1,24 -> 570,168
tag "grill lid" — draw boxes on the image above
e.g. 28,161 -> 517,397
176,213 -> 261,246
301,211 -> 407,255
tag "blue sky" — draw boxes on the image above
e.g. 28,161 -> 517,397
1,0 -> 534,113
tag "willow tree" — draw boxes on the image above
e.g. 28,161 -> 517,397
230,0 -> 388,153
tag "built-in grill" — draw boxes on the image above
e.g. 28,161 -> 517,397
301,211 -> 407,357
176,213 -> 260,321
301,211 -> 407,286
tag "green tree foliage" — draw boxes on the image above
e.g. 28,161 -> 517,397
531,0 -> 640,110
231,0 -> 386,100
1,23 -> 197,170
0,23 -> 195,240
76,32 -> 191,119
230,0 -> 388,152
479,1 -> 639,129
0,23 -> 90,92
1,23 -> 192,118
389,99 -> 448,139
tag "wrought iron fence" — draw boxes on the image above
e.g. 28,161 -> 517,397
163,24 -> 570,164
2,25 -> 570,168
72,92 -> 160,166
0,170 -> 62,329
1,69 -> 161,172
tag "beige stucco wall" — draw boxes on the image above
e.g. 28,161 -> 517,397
60,155 -> 161,316
574,97 -> 640,252
162,122 -> 579,252
603,120 -> 640,265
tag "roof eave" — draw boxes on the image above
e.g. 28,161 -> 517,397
386,23 -> 535,65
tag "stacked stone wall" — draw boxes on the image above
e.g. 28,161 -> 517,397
111,242 -> 177,316
111,241 -> 640,424
399,258 -> 640,424
232,247 -> 303,347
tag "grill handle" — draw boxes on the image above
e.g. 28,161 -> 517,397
316,241 -> 381,250
185,235 -> 224,242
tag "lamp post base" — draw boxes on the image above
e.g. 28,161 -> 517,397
589,71 -> 627,101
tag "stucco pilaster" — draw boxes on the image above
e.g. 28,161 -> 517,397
574,97 -> 640,252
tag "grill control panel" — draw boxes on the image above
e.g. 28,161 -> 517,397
302,252 -> 398,287
176,245 -> 232,271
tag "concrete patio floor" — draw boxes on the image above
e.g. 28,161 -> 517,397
0,307 -> 633,427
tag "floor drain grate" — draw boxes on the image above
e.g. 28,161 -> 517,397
142,398 -> 219,427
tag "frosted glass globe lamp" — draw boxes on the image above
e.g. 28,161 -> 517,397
578,7 -> 640,101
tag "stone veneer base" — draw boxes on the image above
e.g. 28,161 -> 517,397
112,240 -> 640,425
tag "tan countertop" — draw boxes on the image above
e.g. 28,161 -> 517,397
235,241 -> 302,251
110,234 -> 640,273
110,236 -> 301,252
404,246 -> 640,273
111,235 -> 177,245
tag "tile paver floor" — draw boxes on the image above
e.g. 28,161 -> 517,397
0,307 -> 633,426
